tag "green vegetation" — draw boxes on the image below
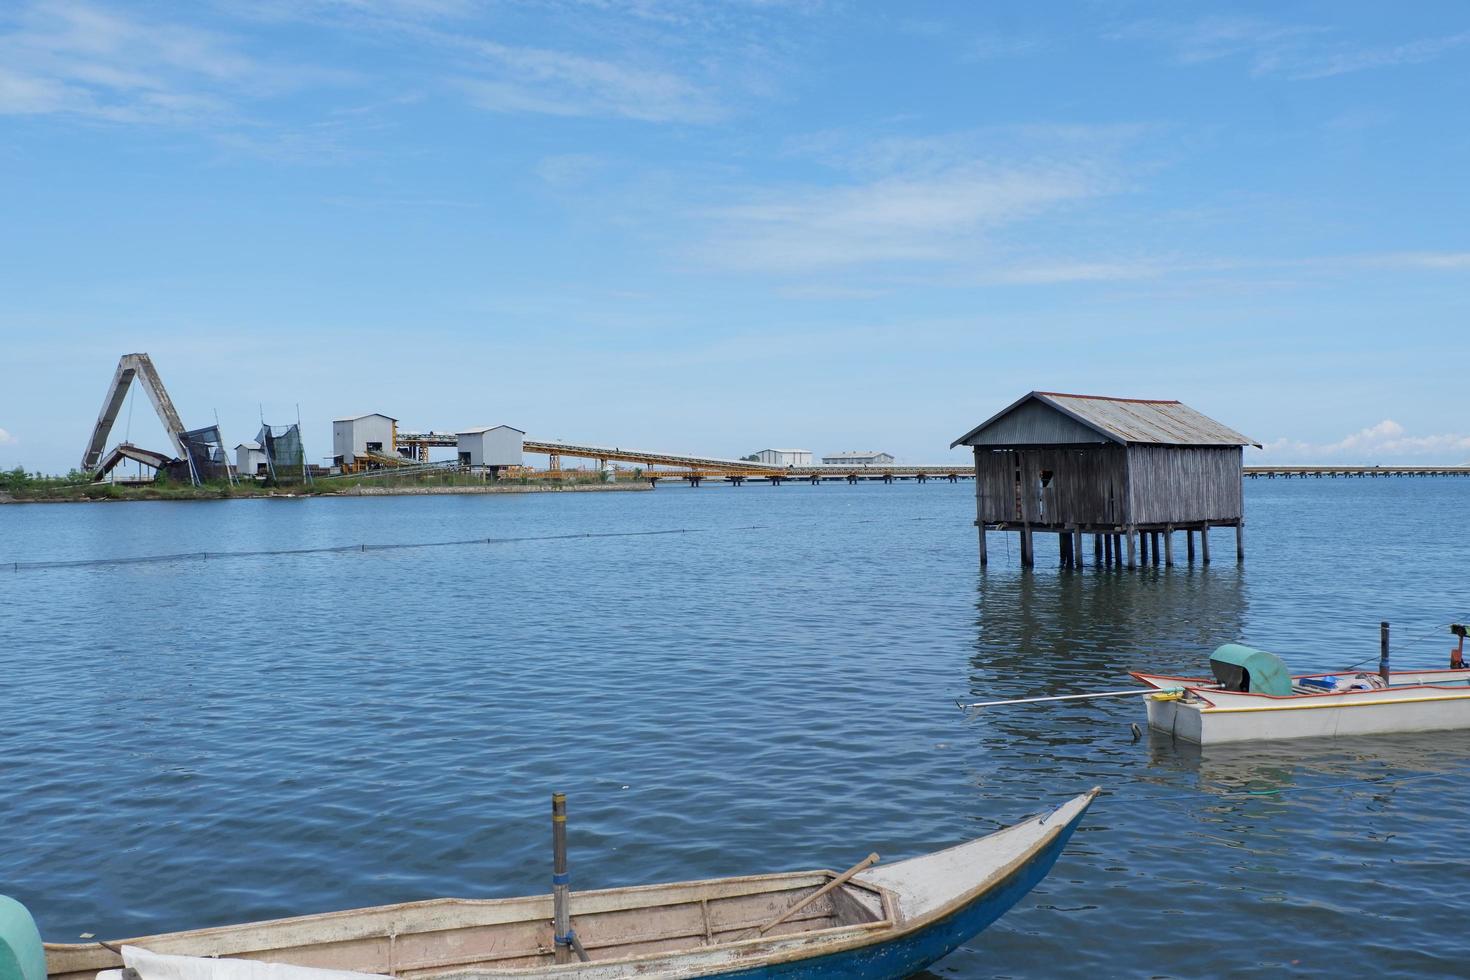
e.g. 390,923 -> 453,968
1,465 -> 642,503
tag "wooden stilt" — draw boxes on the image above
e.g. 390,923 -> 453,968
1112,533 -> 1122,565
1139,531 -> 1149,565
1093,533 -> 1102,565
1104,533 -> 1113,565
977,522 -> 987,566
1126,528 -> 1137,568
1074,528 -> 1085,569
1021,524 -> 1034,568
1186,529 -> 1195,562
1200,523 -> 1211,564
1151,531 -> 1161,566
1059,530 -> 1073,569
1164,526 -> 1174,566
1235,522 -> 1245,562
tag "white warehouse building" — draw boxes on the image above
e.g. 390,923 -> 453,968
457,425 -> 525,471
822,451 -> 896,465
332,413 -> 397,467
751,448 -> 813,467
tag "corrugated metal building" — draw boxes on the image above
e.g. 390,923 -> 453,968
332,413 -> 397,468
752,449 -> 813,467
235,441 -> 268,478
951,391 -> 1259,568
821,451 -> 896,465
457,425 -> 525,472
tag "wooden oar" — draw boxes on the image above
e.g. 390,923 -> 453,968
957,687 -> 1189,710
741,853 -> 879,940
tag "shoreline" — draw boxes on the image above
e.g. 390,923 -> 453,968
0,482 -> 653,505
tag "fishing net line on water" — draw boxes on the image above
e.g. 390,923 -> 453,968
0,514 -> 963,573
1,525 -> 774,572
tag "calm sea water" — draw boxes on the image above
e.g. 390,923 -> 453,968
2,480 -> 1468,978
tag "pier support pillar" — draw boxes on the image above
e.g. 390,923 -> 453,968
1139,531 -> 1149,565
1059,530 -> 1073,569
1186,530 -> 1195,562
1235,522 -> 1245,562
977,522 -> 987,566
1103,533 -> 1113,566
1021,525 -> 1034,568
1074,529 -> 1085,569
1093,533 -> 1103,565
1125,528 -> 1137,568
1151,531 -> 1161,566
1200,524 -> 1211,564
1164,526 -> 1174,566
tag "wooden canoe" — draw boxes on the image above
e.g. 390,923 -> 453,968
37,790 -> 1097,980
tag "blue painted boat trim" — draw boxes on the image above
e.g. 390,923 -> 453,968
703,801 -> 1089,979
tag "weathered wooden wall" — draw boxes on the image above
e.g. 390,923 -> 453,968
974,446 -> 1127,526
975,444 -> 1242,527
1126,445 -> 1243,524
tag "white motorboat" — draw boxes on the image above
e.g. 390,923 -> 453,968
1134,640 -> 1470,744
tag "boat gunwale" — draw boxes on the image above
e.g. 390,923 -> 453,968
42,870 -> 869,972
1131,670 -> 1470,711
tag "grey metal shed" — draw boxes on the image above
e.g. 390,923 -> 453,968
950,391 -> 1260,568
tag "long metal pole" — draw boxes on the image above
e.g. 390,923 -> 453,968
1380,621 -> 1391,684
552,793 -> 571,964
957,687 -> 1189,710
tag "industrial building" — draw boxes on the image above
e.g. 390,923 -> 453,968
951,391 -> 1259,569
457,425 -> 525,472
822,451 -> 896,465
235,441 -> 268,478
332,413 -> 397,468
751,449 -> 812,467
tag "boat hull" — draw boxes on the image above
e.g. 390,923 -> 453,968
40,793 -> 1099,980
1137,671 -> 1470,744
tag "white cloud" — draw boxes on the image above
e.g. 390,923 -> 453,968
0,428 -> 16,446
0,1 -> 342,123
1257,420 -> 1470,462
1112,17 -> 1470,80
459,41 -> 719,122
697,162 -> 1106,272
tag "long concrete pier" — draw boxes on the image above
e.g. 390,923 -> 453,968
1243,465 -> 1470,478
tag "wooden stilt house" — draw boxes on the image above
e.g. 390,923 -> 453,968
951,392 -> 1260,569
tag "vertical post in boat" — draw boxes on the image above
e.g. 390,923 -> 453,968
552,793 -> 572,964
1380,621 -> 1390,684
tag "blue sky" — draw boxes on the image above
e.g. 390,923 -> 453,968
2,0 -> 1468,473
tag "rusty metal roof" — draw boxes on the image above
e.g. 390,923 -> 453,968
952,391 -> 1260,448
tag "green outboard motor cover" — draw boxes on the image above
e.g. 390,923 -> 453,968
0,895 -> 46,980
1210,643 -> 1292,696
